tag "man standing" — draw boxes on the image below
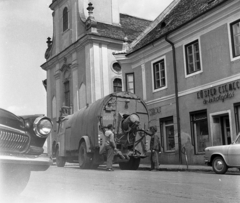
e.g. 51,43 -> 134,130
104,124 -> 117,171
150,126 -> 161,171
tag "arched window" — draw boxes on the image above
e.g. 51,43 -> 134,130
113,78 -> 122,93
63,7 -> 68,32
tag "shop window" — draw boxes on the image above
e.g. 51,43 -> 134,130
126,73 -> 135,93
190,110 -> 209,154
160,117 -> 175,152
153,59 -> 166,90
185,40 -> 201,75
234,103 -> 240,134
230,19 -> 240,58
113,78 -> 122,93
63,7 -> 68,32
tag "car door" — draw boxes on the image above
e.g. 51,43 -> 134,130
227,135 -> 240,167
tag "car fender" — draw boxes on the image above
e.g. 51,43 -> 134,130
79,136 -> 91,153
210,152 -> 229,166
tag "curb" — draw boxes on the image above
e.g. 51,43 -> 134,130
139,164 -> 240,172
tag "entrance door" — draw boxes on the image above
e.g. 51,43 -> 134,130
212,114 -> 231,146
222,117 -> 231,145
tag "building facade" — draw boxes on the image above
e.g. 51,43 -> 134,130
114,0 -> 240,164
41,0 -> 151,154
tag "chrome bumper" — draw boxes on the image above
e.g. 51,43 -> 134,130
0,153 -> 52,171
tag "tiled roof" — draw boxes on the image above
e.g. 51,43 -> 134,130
96,14 -> 152,42
128,0 -> 229,55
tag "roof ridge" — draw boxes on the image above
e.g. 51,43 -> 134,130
129,0 -> 181,50
120,13 -> 152,22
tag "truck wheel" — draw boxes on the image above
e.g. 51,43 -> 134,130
78,142 -> 91,169
119,162 -> 129,170
212,156 -> 228,174
130,157 -> 140,170
56,147 -> 66,167
119,158 -> 140,170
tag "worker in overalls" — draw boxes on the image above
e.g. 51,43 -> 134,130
150,126 -> 161,171
104,124 -> 117,171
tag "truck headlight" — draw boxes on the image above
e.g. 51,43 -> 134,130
33,116 -> 53,138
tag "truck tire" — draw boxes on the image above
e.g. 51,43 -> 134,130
212,156 -> 228,174
130,157 -> 140,170
119,162 -> 129,170
119,157 -> 140,170
78,142 -> 91,169
56,147 -> 66,167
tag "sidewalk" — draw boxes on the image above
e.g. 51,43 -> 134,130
139,164 -> 240,172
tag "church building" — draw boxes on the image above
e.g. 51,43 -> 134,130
41,0 -> 152,154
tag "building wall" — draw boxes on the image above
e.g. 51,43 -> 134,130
118,1 -> 240,165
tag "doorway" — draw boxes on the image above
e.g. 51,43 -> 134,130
210,111 -> 232,146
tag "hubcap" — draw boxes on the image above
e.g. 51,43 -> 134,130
215,159 -> 224,171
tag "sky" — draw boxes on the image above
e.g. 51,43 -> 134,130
0,0 -> 173,116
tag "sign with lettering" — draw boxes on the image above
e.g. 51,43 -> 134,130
149,106 -> 161,116
197,80 -> 240,104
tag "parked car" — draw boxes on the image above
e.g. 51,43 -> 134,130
204,133 -> 240,174
0,108 -> 53,197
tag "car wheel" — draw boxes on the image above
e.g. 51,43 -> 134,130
56,147 -> 66,167
78,142 -> 91,169
212,156 -> 228,174
1,164 -> 31,198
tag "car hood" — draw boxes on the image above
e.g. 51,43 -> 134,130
205,145 -> 229,152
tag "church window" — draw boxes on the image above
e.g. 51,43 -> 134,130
113,78 -> 122,92
64,80 -> 70,106
112,62 -> 121,73
63,7 -> 68,32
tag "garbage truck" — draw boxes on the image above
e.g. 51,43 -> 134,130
54,92 -> 153,170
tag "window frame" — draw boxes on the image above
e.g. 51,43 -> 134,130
234,102 -> 240,134
160,116 -> 175,153
63,7 -> 68,32
184,39 -> 202,77
113,78 -> 122,93
111,62 -> 122,74
230,19 -> 240,59
151,56 -> 167,92
190,110 -> 209,154
64,80 -> 70,107
125,73 -> 135,93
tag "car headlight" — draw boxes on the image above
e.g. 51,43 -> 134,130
33,116 -> 53,138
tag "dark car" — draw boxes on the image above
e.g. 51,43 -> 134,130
0,108 -> 53,197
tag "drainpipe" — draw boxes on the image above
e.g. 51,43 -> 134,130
165,35 -> 182,164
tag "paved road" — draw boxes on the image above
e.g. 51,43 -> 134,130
10,164 -> 240,203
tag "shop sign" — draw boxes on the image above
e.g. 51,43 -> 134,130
196,80 -> 240,105
149,106 -> 161,116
